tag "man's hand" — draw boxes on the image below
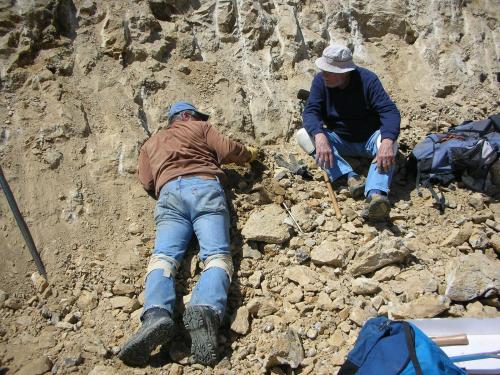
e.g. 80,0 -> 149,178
376,138 -> 396,172
314,133 -> 334,169
246,146 -> 258,163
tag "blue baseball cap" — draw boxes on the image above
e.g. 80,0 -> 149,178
167,101 -> 209,121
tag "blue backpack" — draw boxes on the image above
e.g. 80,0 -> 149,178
408,114 -> 500,211
338,317 -> 467,375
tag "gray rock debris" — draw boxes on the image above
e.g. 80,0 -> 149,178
349,238 -> 410,276
242,204 -> 291,244
445,253 -> 500,301
263,329 -> 304,370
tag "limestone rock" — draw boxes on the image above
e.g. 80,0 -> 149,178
285,266 -> 319,286
352,277 -> 380,295
230,306 -> 250,335
111,283 -> 135,296
43,149 -> 63,169
490,233 -> 500,254
311,240 -> 348,267
16,356 -> 52,375
110,296 -> 133,309
469,193 -> 485,210
349,239 -> 409,276
290,202 -> 318,232
263,329 -> 304,369
468,229 -> 489,249
0,290 -> 7,306
388,295 -> 450,319
440,222 -> 473,246
31,272 -> 49,293
242,204 -> 291,244
445,253 -> 500,301
350,306 -> 376,327
88,365 -> 118,375
316,292 -> 336,311
77,291 -> 98,311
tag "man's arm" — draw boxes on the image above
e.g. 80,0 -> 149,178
205,123 -> 251,165
302,74 -> 326,137
367,76 -> 401,141
137,145 -> 156,198
367,76 -> 401,171
302,75 -> 334,169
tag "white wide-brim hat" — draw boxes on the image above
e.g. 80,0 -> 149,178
315,44 -> 357,73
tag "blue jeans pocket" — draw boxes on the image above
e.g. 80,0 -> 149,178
191,184 -> 227,213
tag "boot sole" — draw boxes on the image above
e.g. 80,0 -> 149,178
119,317 -> 174,367
183,306 -> 218,366
368,199 -> 390,222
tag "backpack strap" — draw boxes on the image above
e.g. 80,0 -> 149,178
402,322 -> 424,375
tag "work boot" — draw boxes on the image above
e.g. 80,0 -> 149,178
363,193 -> 391,222
119,307 -> 174,367
183,305 -> 219,366
347,175 -> 366,199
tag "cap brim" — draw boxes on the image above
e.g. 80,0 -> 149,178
194,111 -> 209,121
315,57 -> 356,73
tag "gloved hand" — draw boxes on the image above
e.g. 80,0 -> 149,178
246,146 -> 258,163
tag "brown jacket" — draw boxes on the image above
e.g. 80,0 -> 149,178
137,120 -> 250,198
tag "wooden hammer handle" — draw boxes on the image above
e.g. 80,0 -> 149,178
431,334 -> 469,347
322,171 -> 342,219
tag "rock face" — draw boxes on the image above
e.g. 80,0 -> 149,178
445,253 -> 500,302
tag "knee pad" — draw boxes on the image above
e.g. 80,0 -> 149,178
146,254 -> 180,279
203,254 -> 234,282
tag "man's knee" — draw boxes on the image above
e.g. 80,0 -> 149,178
202,254 -> 234,282
146,254 -> 180,278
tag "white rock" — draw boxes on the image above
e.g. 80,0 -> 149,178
351,277 -> 380,295
445,253 -> 500,301
230,306 -> 250,335
242,204 -> 291,244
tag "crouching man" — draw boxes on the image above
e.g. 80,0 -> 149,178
302,43 -> 401,221
119,101 -> 257,366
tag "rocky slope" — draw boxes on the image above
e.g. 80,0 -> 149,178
0,0 -> 499,374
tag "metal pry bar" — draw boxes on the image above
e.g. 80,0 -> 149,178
0,166 -> 47,279
282,202 -> 304,234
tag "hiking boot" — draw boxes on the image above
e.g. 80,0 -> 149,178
183,305 -> 219,366
363,194 -> 391,222
347,175 -> 366,199
119,307 -> 174,367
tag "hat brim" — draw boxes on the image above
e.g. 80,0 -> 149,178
315,57 -> 356,73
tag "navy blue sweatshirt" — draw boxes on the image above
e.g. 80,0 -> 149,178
302,67 -> 401,142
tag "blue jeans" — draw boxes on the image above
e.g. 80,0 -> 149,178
143,176 -> 231,321
324,130 -> 394,196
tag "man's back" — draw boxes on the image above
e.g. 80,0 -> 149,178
138,120 -> 248,197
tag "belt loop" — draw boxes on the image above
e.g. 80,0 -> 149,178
215,176 -> 220,183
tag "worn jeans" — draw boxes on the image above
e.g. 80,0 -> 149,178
143,176 -> 231,321
324,129 -> 394,196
